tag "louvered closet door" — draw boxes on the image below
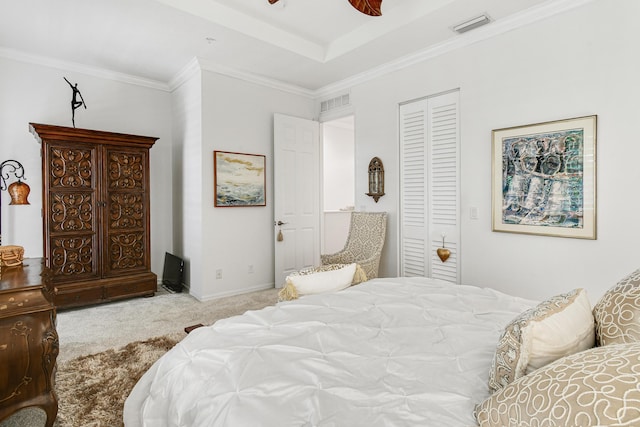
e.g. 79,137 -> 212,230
399,91 -> 460,283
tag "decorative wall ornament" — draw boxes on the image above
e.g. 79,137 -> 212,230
64,77 -> 87,128
491,115 -> 597,239
437,234 -> 450,263
366,156 -> 384,202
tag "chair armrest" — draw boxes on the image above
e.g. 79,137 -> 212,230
320,251 -> 348,265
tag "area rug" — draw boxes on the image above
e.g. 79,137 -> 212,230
56,335 -> 181,427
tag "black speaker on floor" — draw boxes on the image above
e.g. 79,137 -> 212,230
162,252 -> 184,293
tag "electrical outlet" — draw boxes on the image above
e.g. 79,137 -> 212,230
216,269 -> 222,279
248,265 -> 254,274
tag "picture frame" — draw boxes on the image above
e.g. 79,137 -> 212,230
214,151 -> 266,207
491,115 -> 596,239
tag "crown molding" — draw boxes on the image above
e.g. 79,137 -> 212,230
195,58 -> 316,99
0,47 -> 170,92
154,0 -> 325,62
168,58 -> 202,91
0,0 -> 596,99
314,0 -> 597,98
325,0 -> 454,61
168,0 -> 597,98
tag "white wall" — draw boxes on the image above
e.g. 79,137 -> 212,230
4,0 -> 636,305
171,67 -> 203,295
190,69 -> 314,300
323,120 -> 355,211
0,56 -> 173,275
322,118 -> 355,254
349,0 -> 640,301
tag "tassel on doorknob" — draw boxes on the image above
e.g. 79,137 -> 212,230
277,229 -> 284,242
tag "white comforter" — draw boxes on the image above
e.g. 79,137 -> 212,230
124,277 -> 535,427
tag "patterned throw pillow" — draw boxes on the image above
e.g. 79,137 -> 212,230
593,268 -> 640,346
476,342 -> 640,427
488,288 -> 595,393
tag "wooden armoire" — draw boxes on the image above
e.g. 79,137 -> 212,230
29,123 -> 157,309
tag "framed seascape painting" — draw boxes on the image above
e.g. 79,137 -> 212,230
214,151 -> 266,207
491,115 -> 597,239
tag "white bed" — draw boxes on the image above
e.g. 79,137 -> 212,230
124,277 -> 535,427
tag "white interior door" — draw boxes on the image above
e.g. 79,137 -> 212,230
274,113 -> 320,288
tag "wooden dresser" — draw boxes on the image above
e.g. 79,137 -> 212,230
29,123 -> 158,309
0,258 -> 58,427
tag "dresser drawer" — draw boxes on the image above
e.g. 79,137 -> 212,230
0,290 -> 51,319
0,259 -> 58,427
0,312 -> 57,404
54,286 -> 104,308
104,278 -> 155,300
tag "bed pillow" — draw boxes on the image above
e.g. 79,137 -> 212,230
476,342 -> 640,427
593,268 -> 640,346
488,288 -> 595,393
278,263 -> 362,301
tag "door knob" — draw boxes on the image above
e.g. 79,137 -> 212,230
275,221 -> 287,226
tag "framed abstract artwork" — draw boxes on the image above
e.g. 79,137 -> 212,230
491,115 -> 597,239
214,151 -> 266,207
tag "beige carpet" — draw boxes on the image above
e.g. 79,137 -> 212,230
57,286 -> 279,363
0,286 -> 279,427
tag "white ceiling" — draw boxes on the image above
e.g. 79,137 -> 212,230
0,0 -> 576,93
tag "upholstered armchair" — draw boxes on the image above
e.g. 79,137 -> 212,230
321,211 -> 387,280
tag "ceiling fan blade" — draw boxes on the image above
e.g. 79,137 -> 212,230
268,0 -> 279,4
348,0 -> 383,16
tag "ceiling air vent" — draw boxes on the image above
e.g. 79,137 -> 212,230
452,14 -> 491,34
320,93 -> 350,113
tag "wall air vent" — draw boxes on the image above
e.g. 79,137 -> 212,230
452,14 -> 491,34
320,93 -> 350,113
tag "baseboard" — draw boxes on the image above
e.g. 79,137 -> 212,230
194,283 -> 275,302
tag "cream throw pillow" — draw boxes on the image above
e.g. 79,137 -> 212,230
488,288 -> 595,393
476,342 -> 640,427
288,262 -> 357,295
593,268 -> 640,346
278,263 -> 367,301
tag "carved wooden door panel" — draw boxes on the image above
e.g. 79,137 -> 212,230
43,142 -> 101,282
103,147 -> 150,277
